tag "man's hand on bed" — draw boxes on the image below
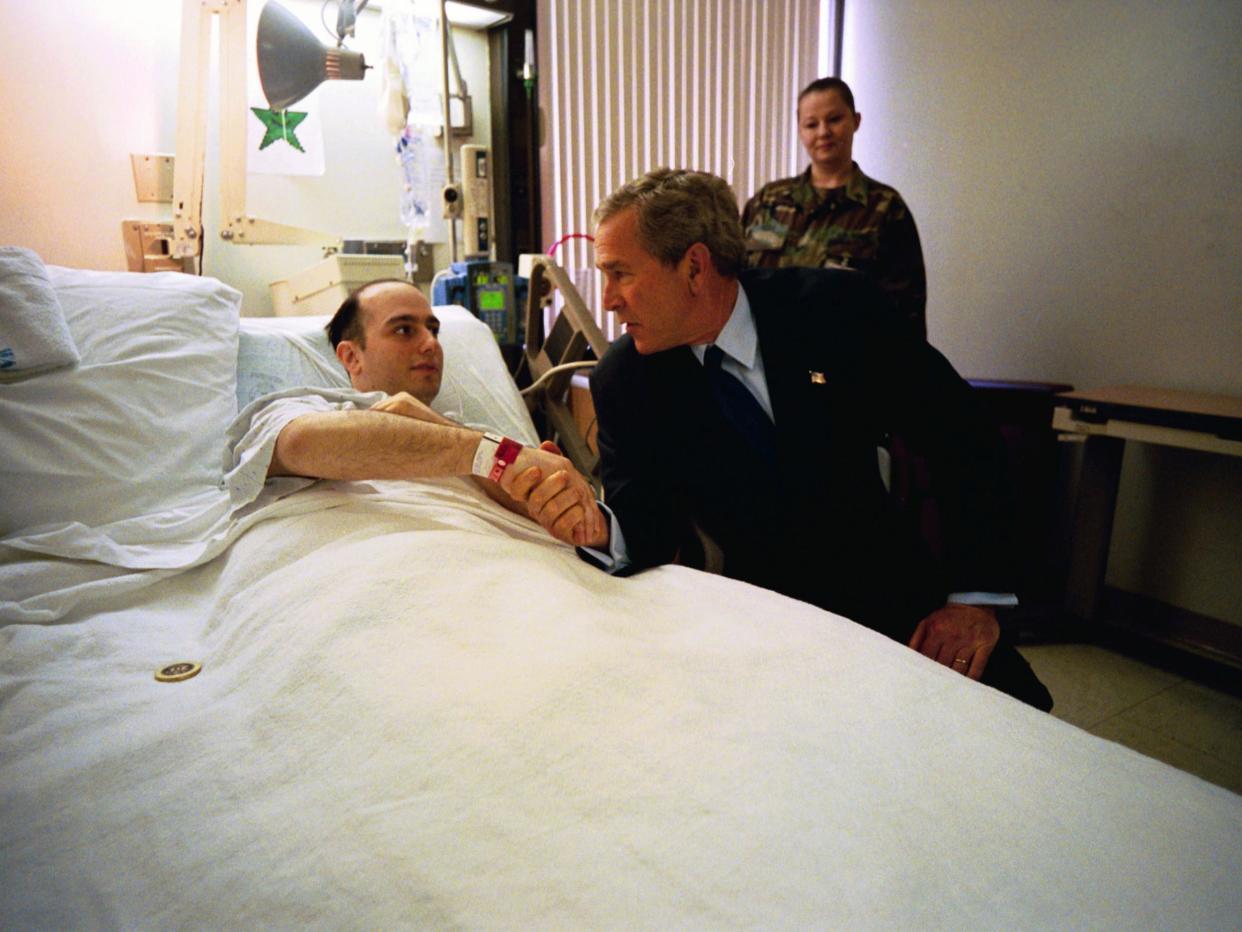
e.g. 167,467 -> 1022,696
907,604 -> 999,680
506,442 -> 608,548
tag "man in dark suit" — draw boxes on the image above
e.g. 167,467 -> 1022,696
541,168 -> 1049,709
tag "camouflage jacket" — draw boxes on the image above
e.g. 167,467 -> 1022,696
741,164 -> 927,339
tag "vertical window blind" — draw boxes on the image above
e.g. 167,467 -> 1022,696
537,0 -> 823,338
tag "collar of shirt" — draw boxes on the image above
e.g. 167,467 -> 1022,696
843,162 -> 870,207
793,163 -> 869,211
690,284 -> 774,421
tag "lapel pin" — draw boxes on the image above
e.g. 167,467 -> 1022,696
809,370 -> 827,385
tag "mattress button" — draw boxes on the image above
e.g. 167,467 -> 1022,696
154,661 -> 202,683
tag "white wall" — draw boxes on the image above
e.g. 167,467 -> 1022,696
843,0 -> 1242,623
0,2 -> 180,271
0,0 -> 492,315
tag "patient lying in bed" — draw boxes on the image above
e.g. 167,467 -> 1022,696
0,263 -> 594,625
262,279 -> 605,547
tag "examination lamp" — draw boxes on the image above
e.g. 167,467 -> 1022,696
257,1 -> 369,112
171,0 -> 348,262
168,0 -> 507,267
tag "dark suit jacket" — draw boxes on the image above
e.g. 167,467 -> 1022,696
589,266 -> 1016,642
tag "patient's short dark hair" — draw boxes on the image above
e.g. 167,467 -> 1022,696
798,76 -> 856,113
326,278 -> 415,349
594,168 -> 746,278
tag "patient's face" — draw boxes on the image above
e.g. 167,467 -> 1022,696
595,208 -> 696,354
341,282 -> 443,403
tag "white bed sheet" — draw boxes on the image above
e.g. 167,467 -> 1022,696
0,380 -> 522,625
3,266 -> 1239,927
3,477 -> 1240,929
1,387 -> 367,623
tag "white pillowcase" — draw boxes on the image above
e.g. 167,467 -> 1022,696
0,246 -> 80,378
237,308 -> 538,445
0,266 -> 240,536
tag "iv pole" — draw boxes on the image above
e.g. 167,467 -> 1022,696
438,0 -> 458,264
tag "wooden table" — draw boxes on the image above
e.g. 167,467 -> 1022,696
1052,385 -> 1242,621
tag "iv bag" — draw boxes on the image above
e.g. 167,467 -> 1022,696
398,125 -> 443,241
382,0 -> 443,126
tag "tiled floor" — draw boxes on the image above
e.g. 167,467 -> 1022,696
1018,640 -> 1242,795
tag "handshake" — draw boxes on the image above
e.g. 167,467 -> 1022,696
367,391 -> 608,551
491,438 -> 609,549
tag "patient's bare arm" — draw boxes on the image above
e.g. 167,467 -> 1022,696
268,404 -> 604,544
365,392 -> 532,514
365,392 -> 605,546
362,394 -> 603,543
269,408 -> 485,481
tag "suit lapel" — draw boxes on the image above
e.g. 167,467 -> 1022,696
749,285 -> 834,470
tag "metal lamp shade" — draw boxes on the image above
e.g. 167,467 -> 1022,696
257,1 -> 367,111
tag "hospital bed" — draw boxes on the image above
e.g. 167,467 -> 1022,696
2,257 -> 1239,928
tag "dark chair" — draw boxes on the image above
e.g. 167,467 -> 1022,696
888,379 -> 1074,621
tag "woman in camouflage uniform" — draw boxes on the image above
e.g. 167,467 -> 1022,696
742,78 -> 927,340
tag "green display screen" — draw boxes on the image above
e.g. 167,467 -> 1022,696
477,289 -> 506,311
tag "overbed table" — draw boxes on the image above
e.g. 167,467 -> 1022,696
1052,384 -> 1242,622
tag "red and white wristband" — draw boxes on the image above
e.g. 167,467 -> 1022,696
471,432 -> 524,483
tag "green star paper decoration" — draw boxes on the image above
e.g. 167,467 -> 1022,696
251,107 -> 309,152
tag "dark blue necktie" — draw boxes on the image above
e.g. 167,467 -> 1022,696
704,344 -> 777,463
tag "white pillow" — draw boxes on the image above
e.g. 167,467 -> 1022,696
236,315 -> 351,404
237,307 -> 538,445
0,266 -> 240,536
0,246 -> 80,378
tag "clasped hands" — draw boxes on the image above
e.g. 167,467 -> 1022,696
370,393 -> 606,549
504,441 -> 608,548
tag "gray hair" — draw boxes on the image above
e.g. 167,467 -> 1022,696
593,168 -> 746,278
